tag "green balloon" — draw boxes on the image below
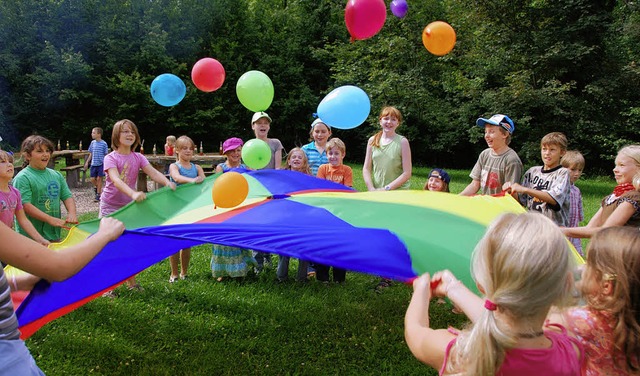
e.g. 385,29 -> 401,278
241,139 -> 272,169
236,70 -> 274,112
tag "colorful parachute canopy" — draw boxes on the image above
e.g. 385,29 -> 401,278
11,169 -> 577,339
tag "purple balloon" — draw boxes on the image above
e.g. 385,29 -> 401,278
390,0 -> 408,18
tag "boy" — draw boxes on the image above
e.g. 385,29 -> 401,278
504,132 -> 571,226
84,127 -> 109,202
460,114 -> 523,196
561,150 -> 585,255
316,138 -> 352,283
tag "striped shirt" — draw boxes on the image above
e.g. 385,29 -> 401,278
0,269 -> 20,340
301,141 -> 328,176
567,184 -> 584,255
88,140 -> 109,167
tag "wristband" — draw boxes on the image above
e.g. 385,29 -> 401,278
384,185 -> 391,191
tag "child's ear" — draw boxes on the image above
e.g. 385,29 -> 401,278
601,280 -> 615,296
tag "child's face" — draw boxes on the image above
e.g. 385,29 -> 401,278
568,164 -> 583,184
312,125 -> 331,145
28,144 -> 51,170
427,177 -> 445,192
119,125 -> 136,149
613,153 -> 639,185
177,144 -> 194,161
226,147 -> 242,164
327,148 -> 344,166
484,125 -> 508,150
288,151 -> 305,170
379,114 -> 400,132
252,118 -> 271,138
541,144 -> 564,169
91,129 -> 100,140
0,158 -> 14,180
166,137 -> 175,146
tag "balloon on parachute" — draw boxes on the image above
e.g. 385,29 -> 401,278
212,171 -> 248,208
344,0 -> 387,40
241,139 -> 272,170
236,70 -> 274,112
422,21 -> 456,56
191,58 -> 226,92
317,85 -> 370,130
150,74 -> 186,107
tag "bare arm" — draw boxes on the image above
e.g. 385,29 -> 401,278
15,209 -> 49,246
22,203 -> 65,228
507,183 -> 558,205
562,201 -> 635,238
143,164 -> 176,190
362,138 -> 375,191
83,152 -> 93,169
459,179 -> 480,196
431,270 -> 484,323
274,149 -> 283,170
63,197 -> 77,224
405,273 -> 456,369
106,167 -> 143,202
0,218 -> 124,281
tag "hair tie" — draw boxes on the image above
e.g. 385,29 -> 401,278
312,113 -> 319,119
484,299 -> 497,311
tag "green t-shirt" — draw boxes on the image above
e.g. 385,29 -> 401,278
13,166 -> 73,241
371,135 -> 410,190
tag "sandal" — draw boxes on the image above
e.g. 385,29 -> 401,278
169,275 -> 178,283
180,274 -> 188,280
127,283 -> 144,292
375,279 -> 392,294
102,290 -> 118,299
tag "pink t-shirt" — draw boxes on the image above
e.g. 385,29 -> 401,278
100,151 -> 149,216
440,325 -> 582,375
0,186 -> 23,229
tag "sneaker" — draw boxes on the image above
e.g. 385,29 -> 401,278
169,275 -> 178,283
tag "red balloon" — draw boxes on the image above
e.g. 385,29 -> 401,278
191,58 -> 226,92
345,0 -> 387,41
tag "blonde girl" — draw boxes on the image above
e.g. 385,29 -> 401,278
405,212 -> 582,375
285,147 -> 311,175
167,136 -> 205,283
362,106 -> 412,192
424,168 -> 451,193
551,227 -> 640,375
100,119 -> 175,293
562,144 -> 640,238
301,118 -> 331,176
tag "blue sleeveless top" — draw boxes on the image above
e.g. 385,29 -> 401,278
170,162 -> 198,185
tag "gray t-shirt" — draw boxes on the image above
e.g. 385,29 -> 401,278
0,268 -> 20,340
259,138 -> 284,170
519,165 -> 571,226
470,148 -> 523,195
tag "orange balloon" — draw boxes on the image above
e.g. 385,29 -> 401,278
211,171 -> 249,208
422,21 -> 456,56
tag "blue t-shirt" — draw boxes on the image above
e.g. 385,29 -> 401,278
88,140 -> 109,167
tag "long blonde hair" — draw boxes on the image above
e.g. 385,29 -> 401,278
370,106 -> 402,148
582,226 -> 640,372
445,213 -> 574,375
286,147 -> 311,175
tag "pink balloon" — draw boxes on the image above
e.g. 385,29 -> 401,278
191,58 -> 226,92
345,0 -> 387,41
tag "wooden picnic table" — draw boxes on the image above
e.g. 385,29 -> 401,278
49,150 -> 91,188
138,153 -> 226,192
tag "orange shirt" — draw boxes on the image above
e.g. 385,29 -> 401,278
317,164 -> 353,187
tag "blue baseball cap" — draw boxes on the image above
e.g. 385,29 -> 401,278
476,114 -> 515,134
428,168 -> 451,184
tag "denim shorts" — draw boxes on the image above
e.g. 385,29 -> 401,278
0,339 -> 45,375
90,165 -> 105,178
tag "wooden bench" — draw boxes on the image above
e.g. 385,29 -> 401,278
60,165 -> 87,188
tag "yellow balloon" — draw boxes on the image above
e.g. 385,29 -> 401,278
211,172 -> 249,208
422,21 -> 456,56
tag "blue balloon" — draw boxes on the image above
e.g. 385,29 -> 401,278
317,85 -> 371,130
150,73 -> 186,107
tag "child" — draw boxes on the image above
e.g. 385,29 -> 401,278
504,132 -> 571,226
460,114 -> 523,196
550,226 -> 640,374
214,137 -> 246,173
164,135 -> 176,156
315,138 -> 352,283
562,144 -> 640,238
423,168 -> 450,192
12,135 -> 78,242
167,136 -> 205,283
276,147 -> 311,282
211,137 -> 257,282
0,150 -> 49,246
0,217 -> 124,375
100,119 -> 175,293
561,150 -> 585,255
251,112 -> 283,169
405,212 -> 582,375
302,118 -> 331,176
362,106 -> 412,192
84,127 -> 109,202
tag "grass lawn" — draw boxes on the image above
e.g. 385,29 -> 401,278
25,165 -> 613,375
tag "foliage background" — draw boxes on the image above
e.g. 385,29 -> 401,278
1,0 -> 639,173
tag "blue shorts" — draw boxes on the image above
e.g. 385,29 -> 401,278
90,165 -> 105,178
0,339 -> 45,375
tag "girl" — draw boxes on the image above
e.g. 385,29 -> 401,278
277,148 -> 311,282
167,136 -> 205,283
550,227 -> 640,375
12,135 -> 77,242
362,106 -> 412,192
251,112 -> 283,170
0,150 -> 49,246
164,135 -> 176,156
301,118 -> 331,176
405,212 -> 582,375
211,137 -> 256,282
0,217 -> 124,375
562,144 -> 640,238
424,168 -> 451,192
100,119 -> 175,293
